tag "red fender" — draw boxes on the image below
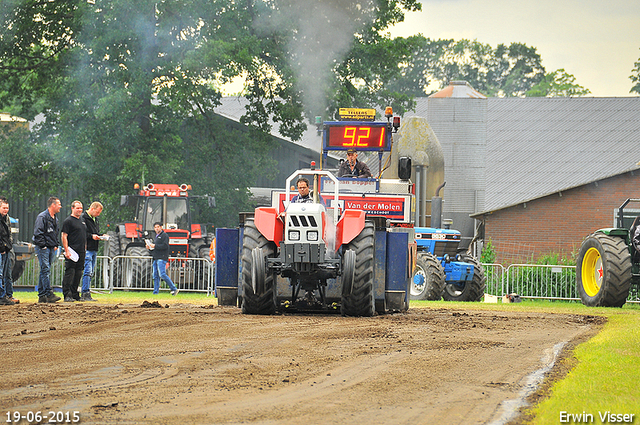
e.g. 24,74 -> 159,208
336,209 -> 365,249
254,207 -> 284,246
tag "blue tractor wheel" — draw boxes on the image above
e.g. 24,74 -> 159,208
410,252 -> 445,300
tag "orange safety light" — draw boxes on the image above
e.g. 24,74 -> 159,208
384,106 -> 393,118
133,183 -> 140,190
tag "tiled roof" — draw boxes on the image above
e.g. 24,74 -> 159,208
483,97 -> 640,212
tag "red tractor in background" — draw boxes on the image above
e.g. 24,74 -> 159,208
107,183 -> 215,288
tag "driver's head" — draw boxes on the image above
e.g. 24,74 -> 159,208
347,148 -> 357,165
296,178 -> 310,197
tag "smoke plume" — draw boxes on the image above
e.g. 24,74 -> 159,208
256,0 -> 375,119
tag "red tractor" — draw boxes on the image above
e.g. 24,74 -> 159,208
240,169 -> 379,316
107,183 -> 215,288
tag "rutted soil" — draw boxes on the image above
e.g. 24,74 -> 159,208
0,302 -> 601,424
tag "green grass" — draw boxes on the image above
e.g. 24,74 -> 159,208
13,289 -> 217,305
411,299 -> 640,423
529,310 -> 640,424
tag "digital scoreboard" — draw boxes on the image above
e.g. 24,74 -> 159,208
322,122 -> 392,152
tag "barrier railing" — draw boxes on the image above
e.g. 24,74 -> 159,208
480,263 -> 639,303
13,255 -> 637,302
109,255 -> 213,294
15,255 -> 213,295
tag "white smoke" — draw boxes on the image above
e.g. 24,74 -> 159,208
255,0 -> 375,118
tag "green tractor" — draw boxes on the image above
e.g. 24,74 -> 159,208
576,198 -> 640,307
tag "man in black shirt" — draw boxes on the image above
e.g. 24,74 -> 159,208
33,197 -> 63,303
147,222 -> 179,296
81,202 -> 104,301
61,201 -> 87,302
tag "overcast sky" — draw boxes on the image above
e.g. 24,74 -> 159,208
388,0 -> 640,97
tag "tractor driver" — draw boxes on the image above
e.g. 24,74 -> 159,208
338,148 -> 372,178
291,178 -> 325,206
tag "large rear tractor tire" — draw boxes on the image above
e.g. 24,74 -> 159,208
125,246 -> 153,289
410,252 -> 445,300
576,232 -> 632,307
443,254 -> 486,302
241,219 -> 278,315
341,221 -> 375,317
9,250 -> 25,283
106,231 -> 123,288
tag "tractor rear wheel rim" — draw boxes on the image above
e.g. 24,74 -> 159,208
582,247 -> 603,297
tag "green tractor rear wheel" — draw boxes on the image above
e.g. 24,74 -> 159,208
576,232 -> 632,307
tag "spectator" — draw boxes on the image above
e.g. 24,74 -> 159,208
81,202 -> 104,301
0,197 -> 16,305
61,201 -> 87,302
337,148 -> 372,178
147,222 -> 179,296
33,197 -> 63,303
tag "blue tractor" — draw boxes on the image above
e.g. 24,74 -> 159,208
410,226 -> 485,301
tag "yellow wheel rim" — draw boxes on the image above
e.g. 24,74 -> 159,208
581,247 -> 603,297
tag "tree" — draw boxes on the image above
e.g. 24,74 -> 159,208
388,37 -> 548,97
631,48 -> 640,95
526,69 -> 591,97
0,0 -> 422,227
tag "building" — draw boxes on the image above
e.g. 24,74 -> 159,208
413,93 -> 640,264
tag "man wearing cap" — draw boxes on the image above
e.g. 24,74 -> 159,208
338,148 -> 372,178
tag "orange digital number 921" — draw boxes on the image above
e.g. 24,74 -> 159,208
343,127 -> 373,147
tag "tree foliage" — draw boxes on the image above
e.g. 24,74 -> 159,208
387,36 -> 590,98
0,0 -> 420,227
631,48 -> 640,95
388,37 -> 547,97
526,68 -> 591,97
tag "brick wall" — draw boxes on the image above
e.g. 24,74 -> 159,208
480,172 -> 640,265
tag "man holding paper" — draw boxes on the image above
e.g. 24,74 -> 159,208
61,200 -> 87,302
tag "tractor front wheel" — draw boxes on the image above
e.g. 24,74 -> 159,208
410,252 -> 445,300
576,232 -> 631,307
241,219 -> 278,315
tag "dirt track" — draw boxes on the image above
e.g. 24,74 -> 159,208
0,302 -> 600,424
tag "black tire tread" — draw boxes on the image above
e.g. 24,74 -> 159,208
442,254 -> 486,302
241,220 -> 277,315
341,222 -> 375,317
576,232 -> 632,307
411,252 -> 445,301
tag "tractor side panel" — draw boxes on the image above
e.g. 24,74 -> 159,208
374,228 -> 387,313
254,207 -> 284,246
215,228 -> 239,305
336,210 -> 366,248
386,231 -> 410,311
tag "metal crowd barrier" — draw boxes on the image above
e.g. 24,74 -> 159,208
109,255 -> 213,294
15,254 -> 213,295
14,254 -> 638,302
481,263 -> 639,303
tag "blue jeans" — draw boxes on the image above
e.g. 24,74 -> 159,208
152,259 -> 176,294
82,250 -> 98,294
0,251 -> 9,298
36,246 -> 58,297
